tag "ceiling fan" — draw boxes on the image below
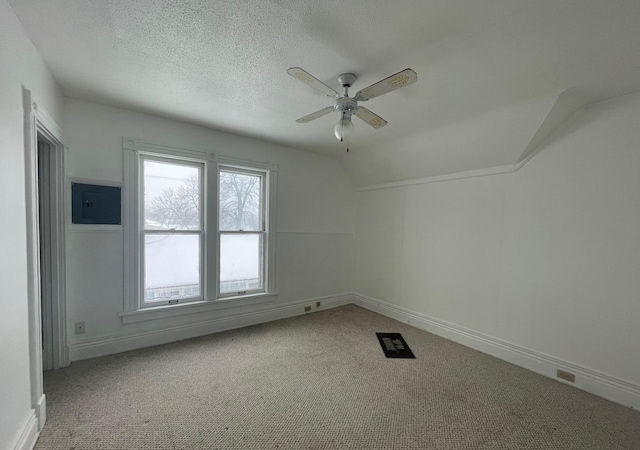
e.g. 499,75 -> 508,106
287,67 -> 417,151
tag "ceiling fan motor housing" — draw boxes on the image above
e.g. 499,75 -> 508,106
335,96 -> 357,116
337,74 -> 358,120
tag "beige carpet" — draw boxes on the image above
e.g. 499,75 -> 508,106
36,305 -> 640,449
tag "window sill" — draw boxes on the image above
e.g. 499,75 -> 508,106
119,293 -> 278,324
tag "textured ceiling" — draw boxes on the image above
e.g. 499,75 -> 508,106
9,0 -> 640,185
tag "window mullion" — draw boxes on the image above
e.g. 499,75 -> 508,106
206,159 -> 218,301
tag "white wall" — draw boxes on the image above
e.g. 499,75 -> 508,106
0,1 -> 64,449
63,99 -> 354,354
353,93 -> 640,407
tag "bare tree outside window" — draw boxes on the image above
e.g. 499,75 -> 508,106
147,174 -> 200,230
145,170 -> 261,231
219,171 -> 261,231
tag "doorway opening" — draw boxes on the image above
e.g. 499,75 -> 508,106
37,136 -> 67,371
24,88 -> 68,431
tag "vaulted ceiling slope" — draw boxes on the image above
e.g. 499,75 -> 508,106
9,0 -> 640,186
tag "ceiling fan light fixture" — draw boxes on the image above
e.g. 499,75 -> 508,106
334,114 -> 354,142
288,67 -> 417,150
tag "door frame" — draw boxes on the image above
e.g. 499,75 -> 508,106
23,88 -> 68,431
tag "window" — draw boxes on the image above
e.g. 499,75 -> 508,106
141,156 -> 204,306
218,167 -> 265,297
122,138 -> 277,319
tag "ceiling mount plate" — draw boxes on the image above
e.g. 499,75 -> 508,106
338,73 -> 357,88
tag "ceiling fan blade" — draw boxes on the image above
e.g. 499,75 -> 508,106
287,67 -> 339,98
296,106 -> 335,123
354,68 -> 417,102
355,107 -> 388,128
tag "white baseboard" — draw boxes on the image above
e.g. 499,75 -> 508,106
11,412 -> 39,450
70,294 -> 353,361
353,293 -> 640,411
35,394 -> 46,431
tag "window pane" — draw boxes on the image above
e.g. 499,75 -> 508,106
220,233 -> 263,293
144,234 -> 200,302
219,170 -> 261,231
144,160 -> 201,230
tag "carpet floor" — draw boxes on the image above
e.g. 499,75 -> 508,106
36,305 -> 640,449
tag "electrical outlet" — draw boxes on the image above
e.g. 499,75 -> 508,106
316,302 -> 321,307
557,369 -> 575,383
75,321 -> 85,335
304,306 -> 311,312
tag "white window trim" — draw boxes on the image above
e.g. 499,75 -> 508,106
121,138 -> 278,323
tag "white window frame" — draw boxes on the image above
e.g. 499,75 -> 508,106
139,153 -> 206,308
217,164 -> 267,298
121,138 -> 278,324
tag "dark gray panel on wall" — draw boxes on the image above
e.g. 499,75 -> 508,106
71,183 -> 121,225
